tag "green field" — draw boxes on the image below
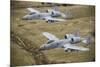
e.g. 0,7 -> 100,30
11,1 -> 95,66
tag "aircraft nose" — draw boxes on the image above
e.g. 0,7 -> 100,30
22,16 -> 26,20
39,44 -> 45,50
39,44 -> 48,51
40,45 -> 44,49
22,15 -> 28,20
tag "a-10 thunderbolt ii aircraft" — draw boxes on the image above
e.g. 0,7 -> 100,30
39,32 -> 90,52
22,7 -> 72,23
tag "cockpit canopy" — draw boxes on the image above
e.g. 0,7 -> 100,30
29,12 -> 36,15
46,40 -> 55,44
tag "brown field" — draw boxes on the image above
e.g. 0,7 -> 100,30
11,1 -> 95,66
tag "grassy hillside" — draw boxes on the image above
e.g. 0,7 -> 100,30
11,1 -> 95,66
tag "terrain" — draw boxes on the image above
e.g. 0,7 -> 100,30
11,1 -> 95,66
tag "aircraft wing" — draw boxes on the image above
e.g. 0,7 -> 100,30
27,8 -> 40,14
63,44 -> 89,51
43,16 -> 65,22
42,32 -> 59,41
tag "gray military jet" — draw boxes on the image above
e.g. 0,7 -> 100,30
39,32 -> 90,52
22,8 -> 66,23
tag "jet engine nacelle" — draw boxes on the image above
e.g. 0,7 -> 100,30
69,37 -> 81,44
46,9 -> 61,17
64,34 -> 75,39
64,34 -> 81,43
